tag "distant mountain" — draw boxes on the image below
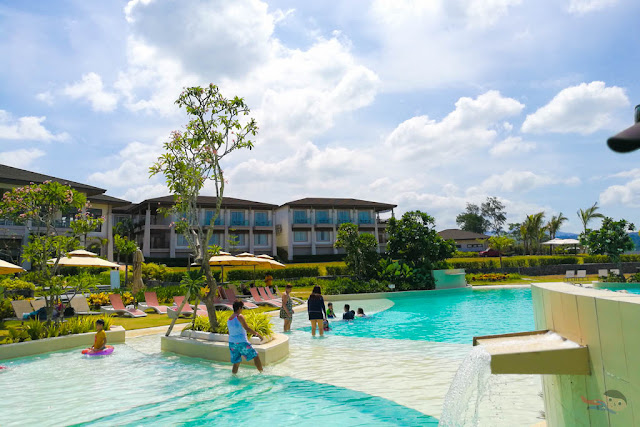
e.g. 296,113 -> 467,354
555,231 -> 579,239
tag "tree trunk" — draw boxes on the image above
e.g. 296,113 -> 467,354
202,262 -> 219,330
165,289 -> 191,336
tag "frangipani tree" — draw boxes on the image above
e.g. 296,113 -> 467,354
150,84 -> 257,331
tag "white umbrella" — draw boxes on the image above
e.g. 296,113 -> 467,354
542,238 -> 580,255
66,249 -> 100,257
48,255 -> 119,269
0,259 -> 25,275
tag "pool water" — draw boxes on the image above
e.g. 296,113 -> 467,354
596,283 -> 640,295
321,288 -> 534,344
0,339 -> 437,426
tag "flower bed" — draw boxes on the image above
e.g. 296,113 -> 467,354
466,273 -> 521,282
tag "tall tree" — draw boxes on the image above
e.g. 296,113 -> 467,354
114,234 -> 138,285
577,202 -> 604,235
481,197 -> 507,235
335,223 -> 379,279
521,212 -> 546,255
150,84 -> 257,332
547,213 -> 568,239
456,203 -> 489,234
580,217 -> 634,274
487,235 -> 515,269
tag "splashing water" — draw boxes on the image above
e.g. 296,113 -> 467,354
439,346 -> 492,426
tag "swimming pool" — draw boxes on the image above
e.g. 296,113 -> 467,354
1,286 -> 541,426
595,282 -> 640,295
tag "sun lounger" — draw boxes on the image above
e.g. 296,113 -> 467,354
264,287 -> 283,303
69,295 -> 101,315
11,300 -> 33,319
611,269 -> 621,276
222,288 -> 258,309
138,292 -> 170,314
171,296 -> 208,317
274,285 -> 304,305
598,269 -> 609,278
575,270 -> 587,282
249,287 -> 281,307
564,270 -> 575,282
30,299 -> 46,311
258,287 -> 282,307
101,294 -> 147,318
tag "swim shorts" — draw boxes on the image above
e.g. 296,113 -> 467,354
229,341 -> 258,364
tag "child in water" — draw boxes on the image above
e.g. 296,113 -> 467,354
356,308 -> 366,317
326,302 -> 335,318
88,319 -> 107,354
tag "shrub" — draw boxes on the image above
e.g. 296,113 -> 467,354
25,319 -> 47,340
323,277 -> 389,295
6,327 -> 28,343
184,310 -> 274,338
0,298 -> 13,319
466,273 -> 522,282
452,251 -> 479,258
627,272 -> 640,283
141,263 -> 169,281
227,266 -> 320,281
87,293 -> 110,309
326,266 -> 350,276
600,272 -> 627,283
1,278 -> 36,298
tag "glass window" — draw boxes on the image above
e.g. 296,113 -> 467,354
316,210 -> 330,224
316,231 -> 331,242
294,231 -> 307,242
177,234 -> 190,247
337,210 -> 351,223
254,233 -> 269,246
255,212 -> 269,226
293,210 -> 308,224
208,234 -> 221,246
358,211 -> 372,224
231,211 -> 246,225
87,208 -> 103,232
230,233 -> 246,246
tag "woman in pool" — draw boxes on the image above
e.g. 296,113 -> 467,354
279,283 -> 294,332
307,285 -> 327,337
356,308 -> 366,318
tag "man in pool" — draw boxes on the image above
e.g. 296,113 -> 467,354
343,304 -> 355,320
87,319 -> 106,354
228,300 -> 264,374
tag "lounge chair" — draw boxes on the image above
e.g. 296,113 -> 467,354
611,269 -> 621,276
222,287 -> 258,309
250,287 -> 281,307
138,292 -> 170,314
258,287 -> 282,307
69,295 -> 101,315
575,270 -> 587,282
598,269 -> 609,278
11,300 -> 33,319
274,285 -> 304,305
564,270 -> 575,282
30,299 -> 46,311
172,296 -> 208,317
101,294 -> 147,318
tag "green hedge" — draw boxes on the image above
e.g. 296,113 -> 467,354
323,277 -> 390,295
227,266 -> 320,281
326,266 -> 350,276
290,254 -> 346,263
582,254 -> 640,264
446,256 -> 580,270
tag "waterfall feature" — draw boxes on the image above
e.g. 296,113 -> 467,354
439,345 -> 492,426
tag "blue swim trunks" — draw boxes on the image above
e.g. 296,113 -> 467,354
229,341 -> 258,364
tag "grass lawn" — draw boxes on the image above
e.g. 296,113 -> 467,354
469,274 -> 600,286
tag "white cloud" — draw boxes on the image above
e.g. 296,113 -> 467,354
490,136 -> 536,157
467,170 -> 580,194
385,90 -> 524,160
521,81 -> 629,134
0,148 -> 46,168
600,180 -> 640,207
120,183 -> 168,203
0,110 -> 69,141
88,140 -> 163,187
567,0 -> 617,14
36,91 -> 54,105
63,72 -> 119,112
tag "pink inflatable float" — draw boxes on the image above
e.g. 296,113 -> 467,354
82,345 -> 114,356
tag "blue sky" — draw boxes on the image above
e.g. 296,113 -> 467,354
1,0 -> 640,233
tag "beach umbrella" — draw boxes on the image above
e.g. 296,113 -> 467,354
48,250 -> 119,269
208,253 -> 257,282
542,238 -> 580,255
0,259 -> 25,275
66,249 -> 100,257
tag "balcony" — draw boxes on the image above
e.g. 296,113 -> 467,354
203,217 -> 225,226
0,218 -> 16,226
358,218 -> 374,225
229,219 -> 249,226
254,219 -> 273,227
315,217 -> 333,225
293,217 -> 311,225
53,218 -> 72,228
337,217 -> 353,225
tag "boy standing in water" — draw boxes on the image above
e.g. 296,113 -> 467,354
228,300 -> 264,374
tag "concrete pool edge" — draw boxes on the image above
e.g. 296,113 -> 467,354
161,332 -> 289,366
0,326 -> 126,360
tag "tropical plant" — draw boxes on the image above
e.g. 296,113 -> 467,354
334,223 -> 380,279
179,271 -> 207,331
114,234 -> 138,285
487,235 -> 515,268
150,84 -> 258,333
456,203 -> 489,234
577,202 -> 604,236
580,217 -> 634,275
70,210 -> 105,247
184,310 -> 274,338
521,212 -> 546,255
547,213 -> 568,239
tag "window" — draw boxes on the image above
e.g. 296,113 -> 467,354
316,231 -> 331,242
255,212 -> 270,226
467,244 -> 483,248
294,231 -> 308,242
208,234 -> 221,246
337,210 -> 351,224
293,210 -> 308,224
358,211 -> 372,224
177,234 -> 189,247
231,211 -> 246,226
87,208 -> 103,232
204,210 -> 223,225
230,233 -> 246,246
254,233 -> 269,246
456,244 -> 462,248
316,210 -> 331,224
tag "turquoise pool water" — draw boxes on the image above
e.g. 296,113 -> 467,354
596,283 -> 640,295
323,288 -> 534,344
0,340 -> 437,426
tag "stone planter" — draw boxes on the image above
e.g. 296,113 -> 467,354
161,332 -> 289,366
0,326 -> 125,360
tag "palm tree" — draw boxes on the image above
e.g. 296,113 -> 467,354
547,213 -> 568,255
522,212 -> 546,255
578,202 -> 604,235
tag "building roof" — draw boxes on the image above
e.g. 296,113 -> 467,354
438,229 -> 490,241
88,194 -> 131,207
0,164 -> 105,196
126,195 -> 278,213
281,197 -> 396,212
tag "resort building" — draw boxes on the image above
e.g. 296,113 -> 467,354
275,198 -> 396,261
123,196 -> 278,259
0,164 -> 129,262
437,229 -> 489,252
